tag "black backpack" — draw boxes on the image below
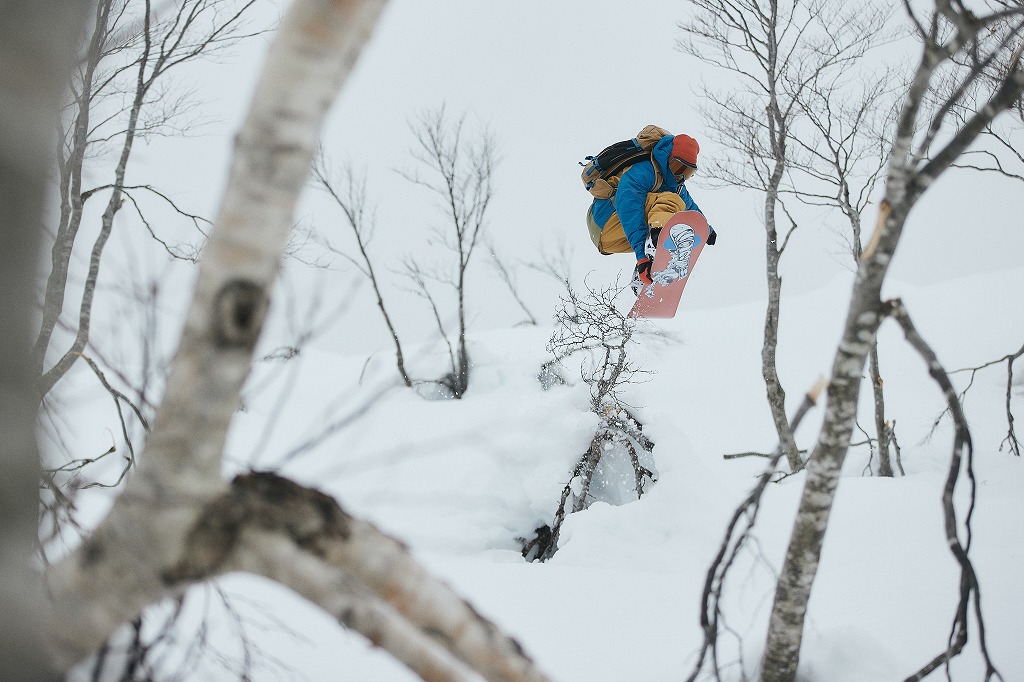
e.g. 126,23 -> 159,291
580,125 -> 671,199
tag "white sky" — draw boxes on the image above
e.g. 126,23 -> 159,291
136,0 -> 1024,355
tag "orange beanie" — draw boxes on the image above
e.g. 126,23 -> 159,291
671,134 -> 700,168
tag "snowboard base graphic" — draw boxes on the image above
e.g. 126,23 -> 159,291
629,210 -> 710,319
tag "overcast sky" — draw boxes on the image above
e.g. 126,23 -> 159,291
140,0 -> 1024,353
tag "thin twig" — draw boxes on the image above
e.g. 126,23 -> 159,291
885,299 -> 1004,682
686,377 -> 827,682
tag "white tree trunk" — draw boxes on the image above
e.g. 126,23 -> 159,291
46,1 -> 389,662
760,7 -> 1024,677
172,472 -> 550,682
40,3 -> 550,681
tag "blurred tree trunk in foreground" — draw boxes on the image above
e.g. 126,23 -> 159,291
36,1 -> 552,681
0,1 -> 93,678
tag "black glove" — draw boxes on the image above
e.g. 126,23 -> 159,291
707,227 -> 717,246
635,257 -> 653,285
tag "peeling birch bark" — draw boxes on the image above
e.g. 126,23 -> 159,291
172,473 -> 550,682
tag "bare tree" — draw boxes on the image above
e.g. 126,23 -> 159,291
38,2 -> 552,681
522,279 -> 655,562
679,0 -> 892,471
788,62 -> 905,476
85,584 -> 298,681
312,157 -> 414,386
760,3 -> 1024,680
33,0 -> 261,402
401,107 -> 496,398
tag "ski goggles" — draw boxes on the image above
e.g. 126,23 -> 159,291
669,156 -> 698,181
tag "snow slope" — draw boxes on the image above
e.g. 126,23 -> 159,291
192,266 -> 1024,682
57,1 -> 1024,678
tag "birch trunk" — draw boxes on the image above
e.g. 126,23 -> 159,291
760,13 -> 1024,677
869,345 -> 894,476
44,0 -> 389,666
763,186 -> 800,470
762,0 -> 801,471
42,2 -> 551,679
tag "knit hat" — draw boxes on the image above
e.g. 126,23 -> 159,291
671,134 -> 700,169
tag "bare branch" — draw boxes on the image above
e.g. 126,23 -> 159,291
884,299 -> 1004,682
488,243 -> 539,327
687,378 -> 827,682
312,155 -> 413,387
941,341 -> 1024,457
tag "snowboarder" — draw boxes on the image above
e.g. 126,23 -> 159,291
585,132 -> 715,295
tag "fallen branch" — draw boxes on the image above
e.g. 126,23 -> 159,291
170,472 -> 550,682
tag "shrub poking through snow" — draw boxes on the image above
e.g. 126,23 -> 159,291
523,280 -> 655,561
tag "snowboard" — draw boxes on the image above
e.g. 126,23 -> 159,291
629,210 -> 710,319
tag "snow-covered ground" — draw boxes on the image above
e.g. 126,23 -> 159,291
54,1 -> 1024,679
183,265 -> 1024,682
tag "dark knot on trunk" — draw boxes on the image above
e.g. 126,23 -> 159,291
213,279 -> 268,349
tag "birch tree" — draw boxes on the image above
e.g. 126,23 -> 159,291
760,3 -> 1024,680
312,158 -> 414,387
38,2 -> 552,681
678,0 -> 891,470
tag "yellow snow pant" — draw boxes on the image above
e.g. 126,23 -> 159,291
588,191 -> 686,255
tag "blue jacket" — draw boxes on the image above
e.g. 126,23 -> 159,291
590,135 -> 705,259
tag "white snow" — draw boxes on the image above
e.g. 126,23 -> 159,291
200,268 -> 1023,682
54,0 -> 1024,679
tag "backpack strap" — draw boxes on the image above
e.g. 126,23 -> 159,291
609,152 -> 663,197
651,158 -> 663,191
